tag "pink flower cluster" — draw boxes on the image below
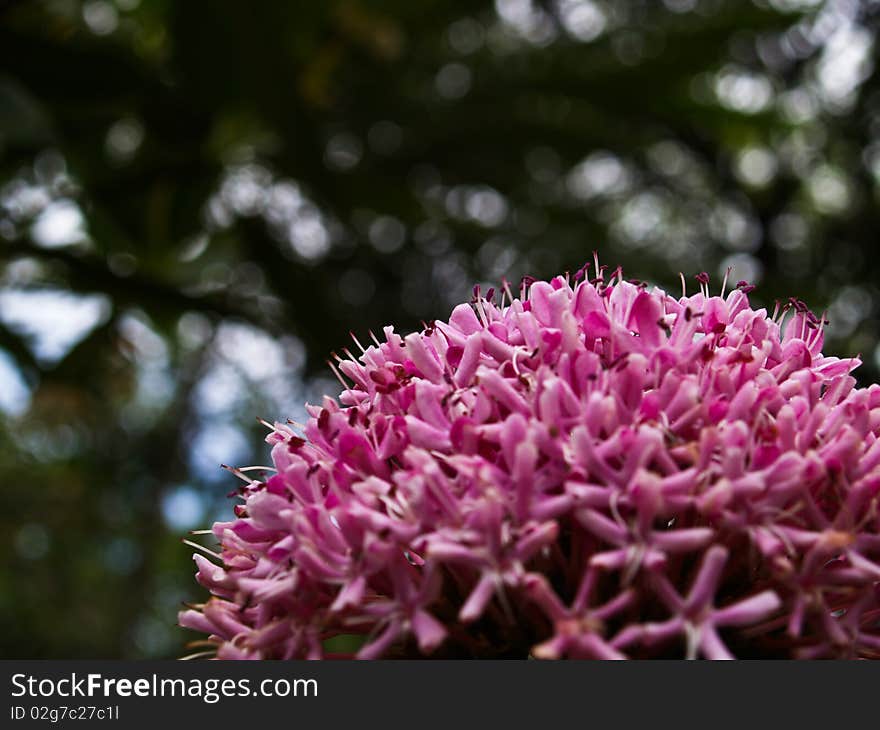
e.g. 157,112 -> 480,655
180,263 -> 880,659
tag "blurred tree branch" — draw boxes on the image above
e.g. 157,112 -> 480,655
2,238 -> 285,335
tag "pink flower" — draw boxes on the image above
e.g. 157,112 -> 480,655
180,261 -> 880,659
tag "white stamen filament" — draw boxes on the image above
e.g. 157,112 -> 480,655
350,331 -> 366,353
182,539 -> 223,562
179,650 -> 218,661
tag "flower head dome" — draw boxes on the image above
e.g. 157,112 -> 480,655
180,261 -> 880,659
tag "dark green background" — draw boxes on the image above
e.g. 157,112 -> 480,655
2,0 -> 879,657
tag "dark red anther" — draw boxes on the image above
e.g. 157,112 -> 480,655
789,297 -> 809,313
590,265 -> 608,286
